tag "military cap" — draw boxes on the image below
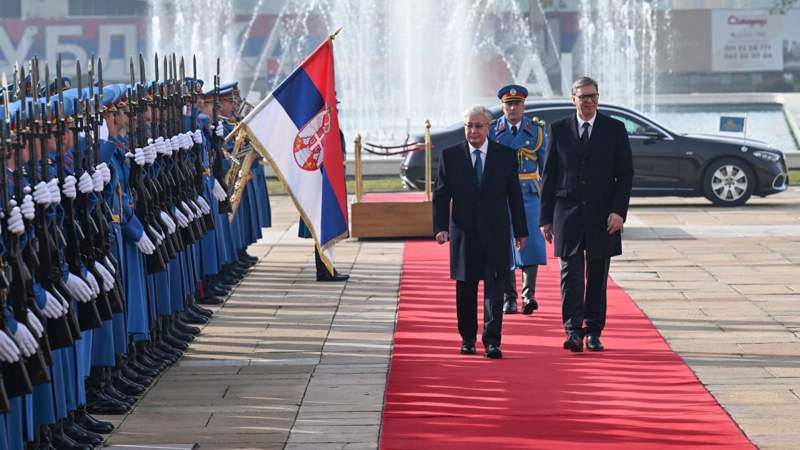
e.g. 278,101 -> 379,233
497,84 -> 528,103
42,76 -> 72,97
203,81 -> 238,97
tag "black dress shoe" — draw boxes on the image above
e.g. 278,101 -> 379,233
113,373 -> 146,396
563,335 -> 583,352
64,423 -> 103,446
51,430 -> 92,450
586,335 -> 605,352
522,299 -> 539,315
75,410 -> 114,434
198,295 -> 224,305
173,320 -> 201,335
503,300 -> 517,314
121,366 -> 153,386
459,341 -> 476,355
484,344 -> 503,359
190,304 -> 213,317
317,271 -> 349,282
85,398 -> 129,415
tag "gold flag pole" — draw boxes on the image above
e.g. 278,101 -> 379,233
424,119 -> 432,201
354,133 -> 363,203
330,27 -> 343,40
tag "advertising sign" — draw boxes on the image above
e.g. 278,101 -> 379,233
711,10 -> 783,72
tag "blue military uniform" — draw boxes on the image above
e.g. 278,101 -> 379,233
490,84 -> 548,315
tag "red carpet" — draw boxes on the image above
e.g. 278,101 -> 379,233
380,241 -> 752,449
362,192 -> 428,203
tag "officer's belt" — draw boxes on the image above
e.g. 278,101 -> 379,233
518,173 -> 540,181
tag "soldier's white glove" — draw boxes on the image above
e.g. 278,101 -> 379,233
171,136 -> 180,152
96,162 -> 111,185
147,225 -> 164,245
66,273 -> 93,303
33,181 -> 51,205
212,179 -> 227,201
173,208 -> 189,228
78,172 -> 93,194
91,169 -> 104,192
195,195 -> 211,214
188,200 -> 202,218
7,202 -> 25,235
102,256 -> 117,275
94,261 -> 114,292
134,147 -> 146,166
136,233 -> 155,255
52,289 -> 70,313
193,129 -> 203,144
21,194 -> 35,221
47,178 -> 61,205
159,210 -> 177,234
179,201 -> 195,220
42,290 -> 67,319
159,138 -> 172,156
185,132 -> 195,148
83,271 -> 100,297
215,121 -> 225,138
62,175 -> 77,199
0,330 -> 21,363
144,144 -> 156,164
26,309 -> 44,339
13,322 -> 38,357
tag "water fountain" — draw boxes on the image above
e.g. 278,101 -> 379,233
147,0 -> 238,85
577,0 -> 664,114
247,0 -> 553,143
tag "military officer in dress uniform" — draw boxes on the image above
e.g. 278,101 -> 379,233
490,84 -> 548,316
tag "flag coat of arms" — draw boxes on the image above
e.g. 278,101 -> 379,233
237,36 -> 348,271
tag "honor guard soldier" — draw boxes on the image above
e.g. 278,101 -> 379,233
490,84 -> 548,316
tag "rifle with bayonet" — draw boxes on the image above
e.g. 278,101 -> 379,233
67,60 -> 103,330
0,71 -> 34,399
51,56 -> 85,338
179,57 -> 208,238
189,56 -> 215,232
211,58 -> 231,213
77,57 -> 113,320
11,61 -> 51,384
87,58 -> 125,312
128,58 -> 167,273
34,61 -> 76,349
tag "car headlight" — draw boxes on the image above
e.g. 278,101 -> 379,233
752,150 -> 781,162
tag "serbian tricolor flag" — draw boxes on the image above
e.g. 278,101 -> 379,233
237,35 -> 348,271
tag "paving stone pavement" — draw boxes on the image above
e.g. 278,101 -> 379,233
614,187 -> 800,450
104,187 -> 800,449
104,195 -> 402,450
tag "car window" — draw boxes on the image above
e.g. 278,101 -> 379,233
605,112 -> 653,137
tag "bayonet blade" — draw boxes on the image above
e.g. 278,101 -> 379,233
139,53 -> 145,88
97,57 -> 104,108
2,72 -> 9,123
44,62 -> 51,117
129,57 -> 135,90
87,56 -> 94,102
76,59 -> 83,101
154,52 -> 159,83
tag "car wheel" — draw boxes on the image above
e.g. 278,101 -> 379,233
702,158 -> 754,206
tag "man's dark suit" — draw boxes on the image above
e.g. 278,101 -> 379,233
540,113 -> 633,338
433,140 -> 527,347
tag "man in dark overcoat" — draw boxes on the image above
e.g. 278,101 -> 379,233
540,76 -> 634,352
433,105 -> 528,359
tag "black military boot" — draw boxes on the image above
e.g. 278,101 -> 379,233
74,408 -> 114,434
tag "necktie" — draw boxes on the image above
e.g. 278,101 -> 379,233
473,149 -> 483,189
511,125 -> 518,137
580,122 -> 590,147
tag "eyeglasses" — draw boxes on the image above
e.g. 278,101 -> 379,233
576,93 -> 599,102
464,123 -> 488,129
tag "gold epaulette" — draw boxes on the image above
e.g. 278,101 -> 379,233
532,116 -> 546,127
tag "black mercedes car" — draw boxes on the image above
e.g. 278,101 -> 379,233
400,100 -> 789,206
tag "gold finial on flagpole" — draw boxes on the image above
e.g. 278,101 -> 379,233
330,27 -> 343,40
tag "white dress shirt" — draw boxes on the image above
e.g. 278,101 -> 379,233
469,139 -> 489,167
